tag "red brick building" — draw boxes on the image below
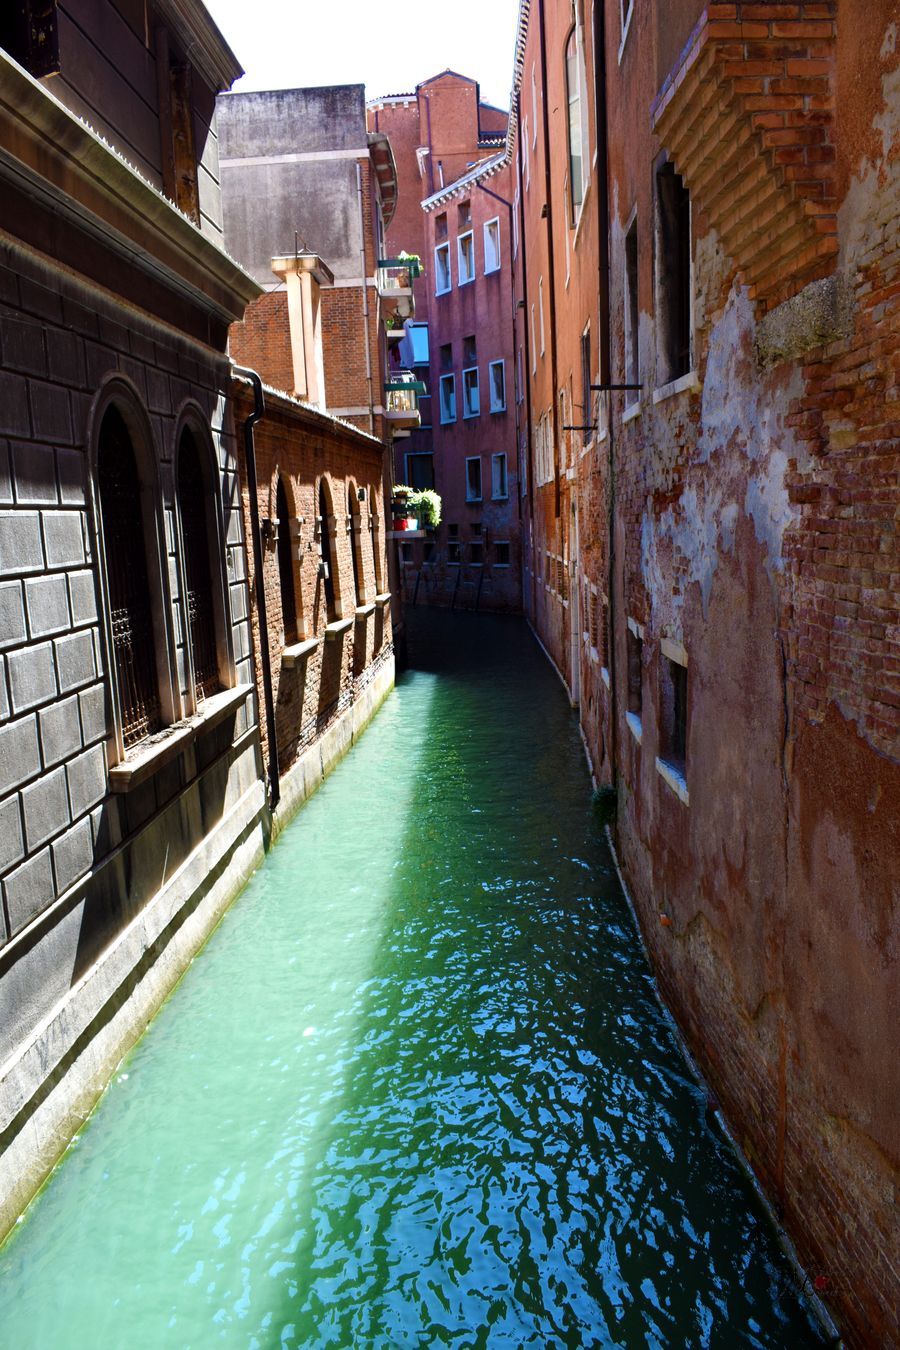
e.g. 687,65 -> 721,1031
509,1 -> 899,1344
368,73 -> 522,611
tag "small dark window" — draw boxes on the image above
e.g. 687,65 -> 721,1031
458,199 -> 472,227
581,329 -> 592,445
435,212 -> 448,241
656,161 -> 692,383
447,524 -> 460,565
178,430 -> 220,701
276,477 -> 298,645
407,453 -> 434,490
463,335 -> 477,365
495,542 -> 510,566
660,654 -> 688,773
465,458 -> 482,502
624,220 -> 639,403
98,408 -> 161,749
348,486 -> 363,608
627,628 -> 642,717
470,539 -> 484,566
439,342 -> 453,372
318,480 -> 337,623
1,1 -> 60,78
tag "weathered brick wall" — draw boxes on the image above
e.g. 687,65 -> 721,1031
229,290 -> 295,396
233,384 -> 392,774
0,236 -> 253,955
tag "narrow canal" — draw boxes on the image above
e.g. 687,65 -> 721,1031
0,613 -> 823,1348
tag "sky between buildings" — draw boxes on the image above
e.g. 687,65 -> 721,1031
204,0 -> 520,111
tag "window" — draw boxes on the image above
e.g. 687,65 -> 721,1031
447,524 -> 460,565
406,453 -> 435,490
439,374 -> 457,423
516,347 -> 524,403
463,334 -> 477,365
177,429 -> 221,702
435,211 -> 448,241
275,477 -> 298,645
458,231 -> 475,286
523,119 -> 531,189
581,328 -> 592,445
531,64 -> 538,145
439,342 -> 453,371
492,452 -> 508,500
620,0 -> 635,47
369,488 -> 384,595
469,537 -> 484,566
494,542 -> 510,567
462,367 -> 480,418
97,407 -> 163,750
627,624 -> 643,720
660,651 -> 688,772
400,541 -> 413,565
318,479 -> 337,623
530,305 -> 537,373
435,242 -> 451,294
489,360 -> 506,412
1,1 -> 59,77
408,322 -> 430,365
348,484 -> 364,608
513,190 -> 520,257
539,278 -> 546,354
465,457 -> 482,502
624,218 -> 640,404
458,199 -> 472,227
484,218 -> 501,274
566,28 -> 585,222
656,161 -> 692,384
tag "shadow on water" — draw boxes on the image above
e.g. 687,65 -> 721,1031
0,612 -> 826,1349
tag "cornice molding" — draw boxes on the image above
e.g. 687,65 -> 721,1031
151,0 -> 243,93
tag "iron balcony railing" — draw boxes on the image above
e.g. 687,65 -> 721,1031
385,370 -> 426,417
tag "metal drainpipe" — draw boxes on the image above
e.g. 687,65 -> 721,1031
232,365 -> 280,811
592,1 -> 618,788
356,162 -> 376,435
537,0 -> 561,520
475,179 -> 520,524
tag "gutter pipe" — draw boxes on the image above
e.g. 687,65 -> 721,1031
232,365 -> 280,811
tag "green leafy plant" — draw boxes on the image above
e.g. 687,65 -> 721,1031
408,488 -> 442,529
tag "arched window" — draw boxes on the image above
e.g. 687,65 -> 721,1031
566,28 -> 584,222
348,484 -> 364,608
318,478 -> 337,624
97,406 -> 162,749
370,487 -> 384,596
276,476 -> 298,644
177,428 -> 221,702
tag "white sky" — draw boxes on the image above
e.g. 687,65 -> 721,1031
204,0 -> 520,111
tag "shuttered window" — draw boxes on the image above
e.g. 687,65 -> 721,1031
98,408 -> 161,748
276,477 -> 298,645
177,430 -> 220,701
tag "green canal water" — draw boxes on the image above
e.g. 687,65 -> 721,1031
0,613 -> 824,1348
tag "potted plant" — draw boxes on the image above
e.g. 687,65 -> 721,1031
392,484 -> 416,530
408,488 -> 442,531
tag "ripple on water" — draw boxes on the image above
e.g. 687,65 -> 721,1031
0,612 -> 824,1349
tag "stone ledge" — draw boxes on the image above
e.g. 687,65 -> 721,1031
108,684 -> 252,792
374,593 -> 392,607
355,603 -> 377,619
656,756 -> 689,805
626,711 -> 643,745
653,370 -> 702,404
324,617 -> 354,641
281,637 -> 319,668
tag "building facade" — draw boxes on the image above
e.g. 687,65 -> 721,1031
510,1 -> 899,1344
0,0 -> 265,1237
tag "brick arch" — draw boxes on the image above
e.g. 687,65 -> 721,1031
346,476 -> 367,607
316,472 -> 343,624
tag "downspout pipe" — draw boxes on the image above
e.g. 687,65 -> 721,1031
232,365 -> 280,811
592,0 -> 618,789
537,0 -> 561,519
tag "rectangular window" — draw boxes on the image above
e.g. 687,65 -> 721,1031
523,119 -> 531,189
406,452 -> 435,490
458,199 -> 472,227
513,191 -> 520,257
409,322 -> 430,366
530,306 -> 537,373
624,219 -> 639,405
489,360 -> 506,412
458,231 -> 475,286
657,640 -> 688,797
655,161 -> 692,384
400,541 -> 413,565
463,334 -> 477,365
494,542 -> 510,567
581,328 -> 592,445
465,457 -> 482,502
435,211 -> 448,241
462,367 -> 480,418
539,279 -> 546,354
435,242 -> 451,295
516,347 -> 524,403
447,524 -> 460,565
439,374 -> 457,423
626,621 -> 643,740
484,218 -> 501,274
491,452 -> 508,499
439,341 -> 453,372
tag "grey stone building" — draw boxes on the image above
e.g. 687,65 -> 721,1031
0,0 -> 267,1235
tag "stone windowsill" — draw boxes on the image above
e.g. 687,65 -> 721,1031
626,711 -> 643,745
282,637 -> 320,668
324,617 -> 354,641
622,399 -> 642,424
652,370 -> 702,405
600,665 -> 611,689
108,683 -> 252,793
355,603 -> 377,619
375,592 -> 392,607
656,755 -> 689,805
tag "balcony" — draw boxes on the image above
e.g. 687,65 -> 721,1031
377,256 -> 422,322
384,370 -> 426,432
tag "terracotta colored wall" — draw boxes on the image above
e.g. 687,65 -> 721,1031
514,0 -> 899,1343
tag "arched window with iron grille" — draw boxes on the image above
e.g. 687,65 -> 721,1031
319,478 -> 337,624
177,428 -> 221,702
97,406 -> 162,748
276,476 -> 298,644
348,484 -> 363,609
